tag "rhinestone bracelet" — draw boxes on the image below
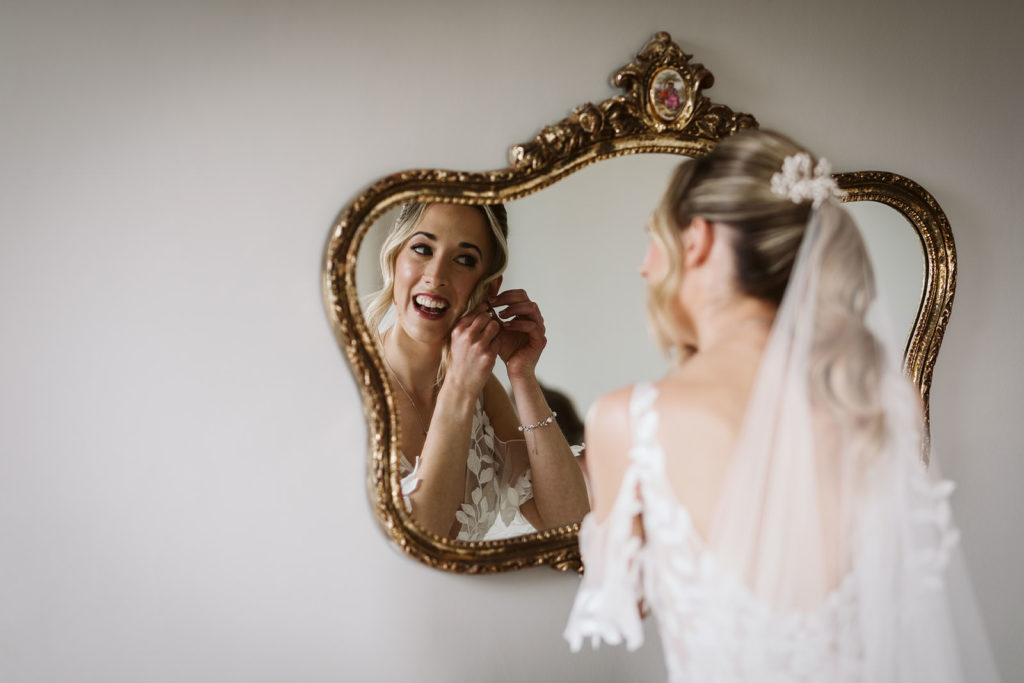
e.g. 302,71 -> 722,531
518,411 -> 558,433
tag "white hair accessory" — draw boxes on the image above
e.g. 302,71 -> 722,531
770,152 -> 845,207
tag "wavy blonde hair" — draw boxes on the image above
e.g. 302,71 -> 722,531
648,130 -> 813,352
365,202 -> 509,385
650,129 -> 885,448
809,204 -> 887,456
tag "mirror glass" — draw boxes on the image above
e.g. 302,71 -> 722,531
844,200 -> 925,352
355,153 -> 927,543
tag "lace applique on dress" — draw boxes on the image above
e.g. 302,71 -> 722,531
399,398 -> 533,542
565,383 -> 960,683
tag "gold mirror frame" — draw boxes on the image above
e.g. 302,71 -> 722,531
321,32 -> 955,573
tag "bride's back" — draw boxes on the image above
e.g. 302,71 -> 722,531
567,129 -> 989,682
623,129 -> 866,604
652,328 -> 770,541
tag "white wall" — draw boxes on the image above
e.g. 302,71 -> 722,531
1,1 -> 1020,681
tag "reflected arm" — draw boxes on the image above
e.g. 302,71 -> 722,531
404,382 -> 476,538
488,373 -> 591,529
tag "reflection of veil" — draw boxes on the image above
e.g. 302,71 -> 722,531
708,200 -> 1000,680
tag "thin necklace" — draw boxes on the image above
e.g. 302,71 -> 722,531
381,341 -> 430,436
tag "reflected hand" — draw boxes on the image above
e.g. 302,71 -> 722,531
447,303 -> 501,396
490,289 -> 546,380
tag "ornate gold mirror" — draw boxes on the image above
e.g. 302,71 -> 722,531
322,32 -> 955,573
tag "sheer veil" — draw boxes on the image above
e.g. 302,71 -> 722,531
707,198 -> 1001,681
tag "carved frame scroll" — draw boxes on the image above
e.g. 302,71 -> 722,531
321,32 -> 955,573
836,171 -> 956,450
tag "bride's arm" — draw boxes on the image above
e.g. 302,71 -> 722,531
405,312 -> 500,537
486,374 -> 590,530
488,288 -> 589,528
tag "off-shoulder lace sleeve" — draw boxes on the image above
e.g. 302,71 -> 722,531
564,468 -> 645,652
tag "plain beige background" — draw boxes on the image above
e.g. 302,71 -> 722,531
2,1 -> 1020,681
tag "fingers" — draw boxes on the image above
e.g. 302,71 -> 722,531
455,301 -> 488,326
453,309 -> 501,346
475,316 -> 502,345
448,312 -> 500,392
499,318 -> 545,336
489,289 -> 543,326
484,300 -> 505,327
488,288 -> 530,307
494,301 -> 544,326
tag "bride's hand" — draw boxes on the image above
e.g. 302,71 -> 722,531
490,289 -> 546,380
446,303 -> 501,396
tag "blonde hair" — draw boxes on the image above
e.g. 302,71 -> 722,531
648,130 -> 815,352
650,129 -> 885,448
810,205 -> 887,456
365,202 -> 510,384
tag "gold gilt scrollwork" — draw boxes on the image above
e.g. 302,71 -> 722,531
322,31 -> 955,573
837,171 -> 957,455
510,32 -> 757,173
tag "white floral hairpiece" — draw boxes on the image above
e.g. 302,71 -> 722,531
769,152 -> 845,207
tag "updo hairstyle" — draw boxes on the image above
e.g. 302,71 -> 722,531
650,129 -> 886,452
647,130 -> 815,350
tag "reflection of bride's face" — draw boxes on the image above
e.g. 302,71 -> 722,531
392,204 -> 493,345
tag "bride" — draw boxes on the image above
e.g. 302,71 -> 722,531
365,202 -> 589,540
564,130 -> 999,681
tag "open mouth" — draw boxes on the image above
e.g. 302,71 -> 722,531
412,293 -> 450,319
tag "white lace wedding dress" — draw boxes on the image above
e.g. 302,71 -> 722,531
566,383 -> 861,681
564,382 -> 976,682
400,398 -> 534,541
563,193 -> 1004,681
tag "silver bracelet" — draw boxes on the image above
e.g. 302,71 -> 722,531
518,411 -> 557,432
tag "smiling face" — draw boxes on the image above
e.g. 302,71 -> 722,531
392,204 -> 495,345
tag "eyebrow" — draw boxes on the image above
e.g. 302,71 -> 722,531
411,231 -> 483,258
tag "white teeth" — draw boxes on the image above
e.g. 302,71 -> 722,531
414,294 -> 448,311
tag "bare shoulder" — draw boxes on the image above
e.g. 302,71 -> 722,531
584,385 -> 640,521
655,346 -> 761,431
585,385 -> 634,461
648,347 -> 762,511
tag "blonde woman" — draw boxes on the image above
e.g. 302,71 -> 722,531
366,202 -> 589,540
565,130 -> 997,681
